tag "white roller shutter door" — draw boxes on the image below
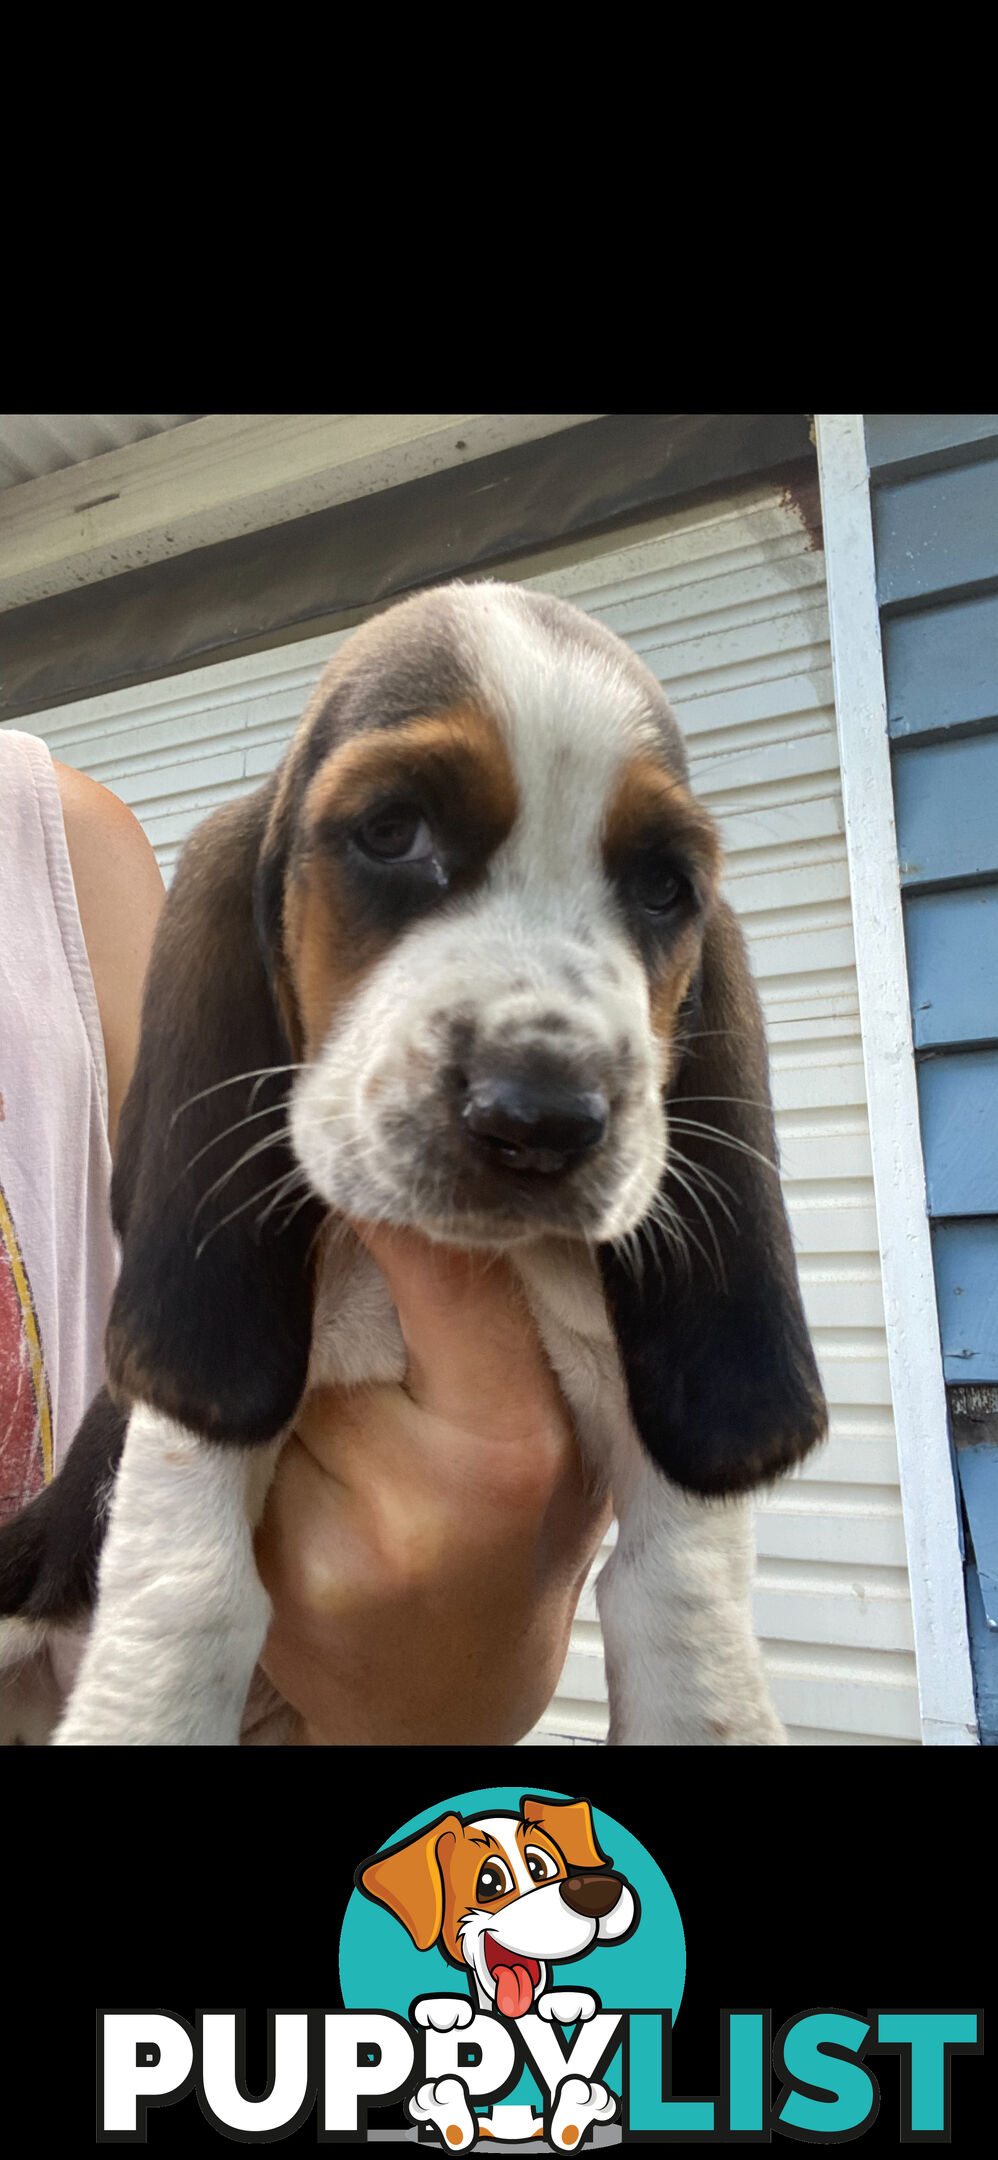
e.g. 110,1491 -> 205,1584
12,478 -> 919,1744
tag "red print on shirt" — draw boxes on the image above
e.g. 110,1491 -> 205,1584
0,1177 -> 53,1525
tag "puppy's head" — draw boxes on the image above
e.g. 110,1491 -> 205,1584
358,1795 -> 637,2019
263,582 -> 719,1250
107,580 -> 826,1489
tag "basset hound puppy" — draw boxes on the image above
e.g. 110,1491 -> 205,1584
0,579 -> 826,1745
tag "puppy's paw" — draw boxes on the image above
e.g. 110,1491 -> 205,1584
536,1991 -> 598,2025
408,2075 -> 476,2148
550,2075 -> 617,2149
412,1996 -> 475,2032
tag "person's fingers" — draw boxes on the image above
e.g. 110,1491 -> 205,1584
350,1219 -> 566,1436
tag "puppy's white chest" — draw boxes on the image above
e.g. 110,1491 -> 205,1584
307,1238 -> 409,1389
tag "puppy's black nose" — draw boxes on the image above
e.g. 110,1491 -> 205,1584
560,1872 -> 624,1919
462,1076 -> 609,1174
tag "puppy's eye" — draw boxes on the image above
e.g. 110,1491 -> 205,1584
633,859 -> 690,915
475,1860 -> 514,1902
354,804 -> 433,862
524,1846 -> 559,1884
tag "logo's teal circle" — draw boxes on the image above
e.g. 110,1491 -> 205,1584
339,1786 -> 685,2109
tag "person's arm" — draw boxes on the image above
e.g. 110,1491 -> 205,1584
53,760 -> 166,1151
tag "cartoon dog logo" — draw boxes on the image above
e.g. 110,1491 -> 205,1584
357,1794 -> 638,2147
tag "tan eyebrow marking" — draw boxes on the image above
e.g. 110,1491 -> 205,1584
602,751 -> 721,889
301,705 -> 518,834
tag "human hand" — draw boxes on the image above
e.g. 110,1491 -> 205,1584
254,1225 -> 612,1744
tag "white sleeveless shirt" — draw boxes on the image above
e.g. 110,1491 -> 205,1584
0,729 -> 118,1524
0,733 -> 294,1741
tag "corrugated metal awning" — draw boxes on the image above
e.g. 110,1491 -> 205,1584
0,415 -> 204,492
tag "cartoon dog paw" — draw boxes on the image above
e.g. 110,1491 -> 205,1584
408,2074 -> 477,2148
413,1997 -> 476,2032
536,1990 -> 599,2026
550,2075 -> 617,2149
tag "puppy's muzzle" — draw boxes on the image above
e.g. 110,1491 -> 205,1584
461,1070 -> 610,1176
559,1871 -> 626,1920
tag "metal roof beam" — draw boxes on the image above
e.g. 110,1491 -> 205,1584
0,413 -> 603,612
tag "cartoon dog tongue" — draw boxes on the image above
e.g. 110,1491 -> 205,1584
495,1962 -> 536,2018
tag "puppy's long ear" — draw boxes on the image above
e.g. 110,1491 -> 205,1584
357,1815 -> 464,1949
106,780 -> 325,1445
599,901 -> 827,1496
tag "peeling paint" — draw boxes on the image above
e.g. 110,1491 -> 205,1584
952,1384 -> 998,1423
779,470 -> 824,553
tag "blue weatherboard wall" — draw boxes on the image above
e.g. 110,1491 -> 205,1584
866,414 -> 998,1741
